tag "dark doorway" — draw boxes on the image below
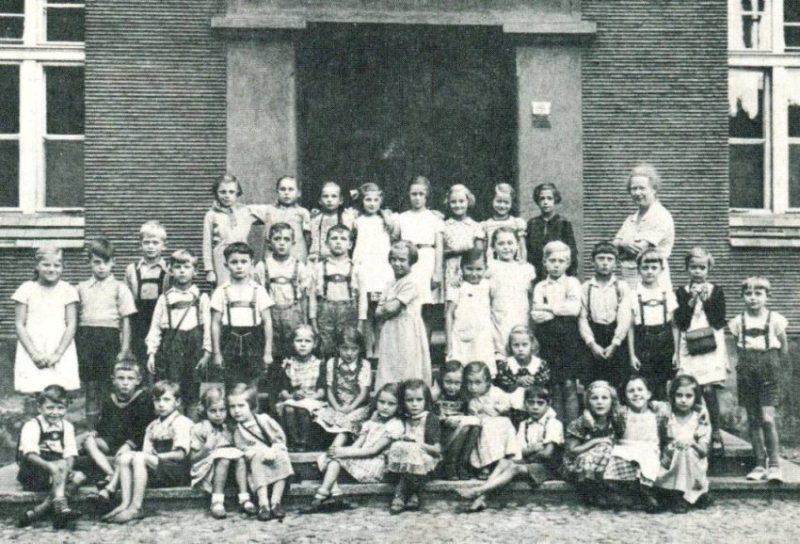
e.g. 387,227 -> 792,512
297,24 -> 516,219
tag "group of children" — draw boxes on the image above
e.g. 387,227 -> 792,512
11,173 -> 790,528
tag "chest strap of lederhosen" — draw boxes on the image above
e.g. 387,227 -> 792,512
240,418 -> 273,447
741,311 -> 771,350
589,281 -> 624,325
225,285 -> 257,327
17,418 -> 63,463
136,265 -> 166,300
638,292 -> 667,327
166,292 -> 200,330
322,258 -> 352,300
266,259 -> 300,304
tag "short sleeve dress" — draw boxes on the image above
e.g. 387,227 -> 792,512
483,216 -> 526,260
488,260 -> 536,357
442,217 -> 485,302
13,280 -> 80,393
396,209 -> 444,304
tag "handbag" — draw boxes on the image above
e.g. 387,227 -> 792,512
685,327 -> 717,356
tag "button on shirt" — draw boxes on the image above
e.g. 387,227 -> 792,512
578,277 -> 632,347
18,415 -> 78,458
145,286 -> 212,355
531,275 -> 582,322
77,276 -> 137,328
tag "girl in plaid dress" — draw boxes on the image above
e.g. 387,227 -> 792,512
562,381 -> 620,507
276,325 -> 325,451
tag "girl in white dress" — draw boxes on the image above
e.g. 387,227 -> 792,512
352,182 -> 397,357
13,245 -> 80,393
488,227 -> 536,359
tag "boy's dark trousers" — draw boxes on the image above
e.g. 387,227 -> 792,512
221,325 -> 265,389
316,299 -> 358,359
76,326 -> 120,426
156,327 -> 203,406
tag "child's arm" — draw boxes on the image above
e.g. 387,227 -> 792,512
528,442 -> 556,462
211,309 -> 224,368
567,436 -> 611,455
332,434 -> 386,459
552,279 -> 581,317
671,322 -> 681,369
119,315 -> 132,360
311,386 -> 325,401
375,297 -> 404,322
432,230 -> 444,292
444,299 -> 455,354
202,211 -> 216,284
342,385 -> 369,414
49,302 -> 77,365
261,309 -> 273,367
14,302 -> 44,366
308,264 -> 319,331
628,325 -> 640,370
578,288 -> 605,359
145,295 -> 166,374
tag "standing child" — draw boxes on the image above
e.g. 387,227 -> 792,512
309,224 -> 359,360
189,387 -> 250,519
210,242 -> 274,389
531,240 -> 583,423
84,359 -> 154,497
526,182 -> 578,281
125,221 -> 170,368
458,385 -> 564,512
76,237 -> 137,425
628,248 -> 678,400
276,324 -> 325,451
728,276 -> 789,482
314,327 -> 372,447
561,381 -> 619,507
146,249 -> 211,411
433,360 -> 480,480
494,325 -> 550,418
482,182 -> 527,262
673,247 -> 729,455
311,382 -> 404,511
102,381 -> 193,524
264,175 -> 312,263
309,181 -> 357,262
603,375 -> 668,512
579,242 -> 632,392
254,223 -> 310,363
203,174 -> 270,286
352,182 -> 396,357
229,383 -> 294,521
656,375 -> 712,512
464,361 -> 521,478
488,227 -> 537,359
16,385 -> 85,529
375,241 -> 431,389
442,184 -> 486,304
446,249 -> 495,375
386,379 -> 441,514
13,245 -> 80,394
395,176 -> 444,336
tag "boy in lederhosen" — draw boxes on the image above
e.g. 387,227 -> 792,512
210,242 -> 274,390
146,249 -> 211,410
309,224 -> 359,360
125,221 -> 170,374
579,242 -> 632,392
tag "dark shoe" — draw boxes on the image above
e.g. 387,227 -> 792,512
271,504 -> 286,521
239,498 -> 257,516
257,505 -> 271,522
95,476 -> 111,491
17,510 -> 39,528
457,467 -> 473,480
695,494 -> 714,509
670,499 -> 690,514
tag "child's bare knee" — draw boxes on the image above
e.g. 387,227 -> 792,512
70,471 -> 87,486
216,459 -> 231,469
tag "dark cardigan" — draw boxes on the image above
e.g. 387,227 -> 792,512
526,213 -> 578,278
673,284 -> 726,331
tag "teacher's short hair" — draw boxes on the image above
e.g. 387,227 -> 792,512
627,162 -> 662,192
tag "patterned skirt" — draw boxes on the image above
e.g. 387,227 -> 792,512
386,441 -> 439,476
561,441 -> 614,482
318,452 -> 389,484
314,405 -> 370,435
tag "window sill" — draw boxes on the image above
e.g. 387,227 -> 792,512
729,212 -> 800,247
0,211 -> 84,248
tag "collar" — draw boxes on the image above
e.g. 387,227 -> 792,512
221,279 -> 259,290
634,200 -> 665,222
212,201 -> 246,214
137,258 -> 167,271
166,285 -> 200,297
111,389 -> 143,408
36,414 -> 63,430
542,275 -> 568,286
337,357 -> 358,369
506,355 -> 543,374
588,276 -> 618,289
536,213 -> 559,223
410,410 -> 428,421
87,275 -> 116,287
157,410 -> 180,424
526,407 -> 557,425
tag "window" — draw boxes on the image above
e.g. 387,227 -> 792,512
0,0 -> 84,219
729,1 -> 800,217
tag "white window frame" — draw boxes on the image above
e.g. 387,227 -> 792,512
0,0 -> 84,215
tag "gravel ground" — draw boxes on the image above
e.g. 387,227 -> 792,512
3,497 -> 800,544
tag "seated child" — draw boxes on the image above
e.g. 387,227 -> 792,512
386,379 -> 442,514
102,381 -> 193,524
313,327 -> 372,447
84,358 -> 154,496
190,387 -> 250,519
276,324 -> 326,451
433,360 -> 480,480
655,375 -> 712,512
16,385 -> 86,529
458,385 -> 564,512
229,383 -> 294,522
562,380 -> 619,507
494,325 -> 550,420
464,361 -> 521,478
311,382 -> 404,511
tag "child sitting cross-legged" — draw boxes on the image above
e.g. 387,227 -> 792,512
101,380 -> 193,524
16,385 -> 86,529
458,385 -> 564,512
84,358 -> 154,500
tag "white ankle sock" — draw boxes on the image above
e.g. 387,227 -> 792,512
211,493 -> 224,505
238,493 -> 251,503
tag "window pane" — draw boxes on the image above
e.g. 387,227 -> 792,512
45,140 -> 83,207
730,143 -> 765,208
0,0 -> 24,12
790,144 -> 800,207
0,64 -> 19,133
786,0 -> 800,22
729,70 -> 765,137
729,0 -> 770,50
0,140 -> 19,207
786,26 -> 800,48
46,7 -> 84,42
45,66 -> 84,135
0,16 -> 23,40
